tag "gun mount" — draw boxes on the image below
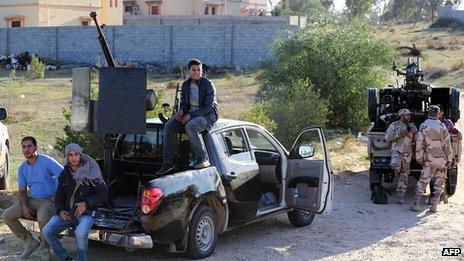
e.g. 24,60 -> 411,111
366,55 -> 461,194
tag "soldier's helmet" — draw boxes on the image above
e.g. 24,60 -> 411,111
398,108 -> 411,116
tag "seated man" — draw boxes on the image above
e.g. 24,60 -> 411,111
2,136 -> 63,259
43,143 -> 107,261
157,59 -> 219,175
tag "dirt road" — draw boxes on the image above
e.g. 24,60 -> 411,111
1,166 -> 463,260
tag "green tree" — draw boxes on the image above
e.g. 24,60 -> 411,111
321,0 -> 333,9
271,0 -> 333,16
382,0 -> 417,21
258,19 -> 396,131
345,0 -> 375,18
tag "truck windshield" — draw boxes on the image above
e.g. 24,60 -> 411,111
116,125 -> 164,162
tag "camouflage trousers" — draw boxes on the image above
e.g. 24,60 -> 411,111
415,161 -> 446,204
390,151 -> 412,196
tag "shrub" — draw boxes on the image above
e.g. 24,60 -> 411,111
258,19 -> 396,130
146,89 -> 166,119
26,55 -> 45,79
239,103 -> 277,134
56,109 -> 103,159
263,80 -> 328,149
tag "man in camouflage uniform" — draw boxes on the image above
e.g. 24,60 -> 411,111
385,108 -> 417,204
411,105 -> 453,213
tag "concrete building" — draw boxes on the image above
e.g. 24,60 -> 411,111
122,0 -> 267,16
0,0 -> 123,28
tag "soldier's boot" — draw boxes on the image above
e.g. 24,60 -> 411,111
396,194 -> 405,205
20,232 -> 40,259
440,193 -> 449,204
410,194 -> 421,212
430,203 -> 438,213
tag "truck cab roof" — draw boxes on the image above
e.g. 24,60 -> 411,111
146,118 -> 262,133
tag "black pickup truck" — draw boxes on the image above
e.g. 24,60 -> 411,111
30,118 -> 334,259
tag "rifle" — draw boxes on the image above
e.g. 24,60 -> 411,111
173,83 -> 180,116
90,12 -> 115,68
159,82 -> 181,124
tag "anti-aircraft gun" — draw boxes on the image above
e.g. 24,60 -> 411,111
367,57 -> 461,197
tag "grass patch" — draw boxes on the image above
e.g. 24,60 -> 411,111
426,67 -> 449,80
0,68 -> 261,191
326,131 -> 369,174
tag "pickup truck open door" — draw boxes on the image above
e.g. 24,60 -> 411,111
285,127 -> 334,215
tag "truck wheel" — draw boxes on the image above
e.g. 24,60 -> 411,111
0,147 -> 9,190
287,209 -> 315,227
186,205 -> 218,259
368,88 -> 378,123
450,87 -> 460,123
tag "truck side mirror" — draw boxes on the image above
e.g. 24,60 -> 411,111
146,90 -> 156,111
0,107 -> 7,121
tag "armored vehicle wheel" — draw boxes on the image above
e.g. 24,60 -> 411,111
0,147 -> 9,190
287,209 -> 315,227
186,205 -> 218,259
369,168 -> 381,191
446,166 -> 458,196
368,88 -> 378,123
450,87 -> 460,123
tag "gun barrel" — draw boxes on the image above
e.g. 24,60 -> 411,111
90,12 -> 116,68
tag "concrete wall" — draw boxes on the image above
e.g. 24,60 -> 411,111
438,5 -> 464,22
0,22 -> 297,67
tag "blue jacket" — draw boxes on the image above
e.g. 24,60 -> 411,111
180,77 -> 219,127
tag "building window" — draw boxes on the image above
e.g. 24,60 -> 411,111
125,5 -> 133,13
204,6 -> 217,15
150,5 -> 160,15
11,20 -> 21,27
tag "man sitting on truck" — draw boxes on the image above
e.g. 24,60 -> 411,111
2,136 -> 63,259
157,59 -> 219,175
43,143 -> 107,261
385,108 -> 417,204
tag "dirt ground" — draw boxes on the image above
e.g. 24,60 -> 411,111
1,166 -> 462,261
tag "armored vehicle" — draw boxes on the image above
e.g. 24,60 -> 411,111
367,58 -> 461,196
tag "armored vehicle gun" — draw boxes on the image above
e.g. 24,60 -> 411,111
367,57 -> 461,197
